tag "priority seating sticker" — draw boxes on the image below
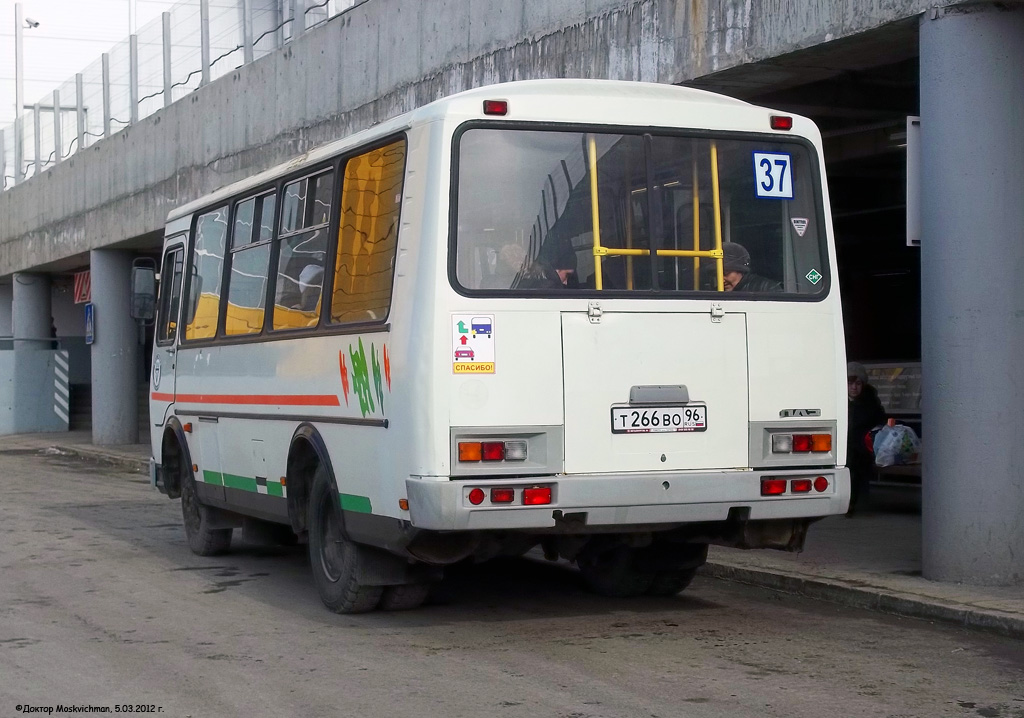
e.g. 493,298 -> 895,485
452,315 -> 495,374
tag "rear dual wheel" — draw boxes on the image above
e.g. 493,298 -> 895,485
308,465 -> 384,613
179,455 -> 232,556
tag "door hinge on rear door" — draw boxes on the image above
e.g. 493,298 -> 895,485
710,302 -> 725,323
588,301 -> 603,324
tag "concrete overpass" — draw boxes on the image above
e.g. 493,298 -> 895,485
0,0 -> 1021,586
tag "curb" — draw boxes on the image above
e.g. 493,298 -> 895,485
701,561 -> 1024,641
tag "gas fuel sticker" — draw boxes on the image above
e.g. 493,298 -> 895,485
452,315 -> 495,374
753,152 -> 794,199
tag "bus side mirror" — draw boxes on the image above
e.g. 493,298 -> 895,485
130,263 -> 157,322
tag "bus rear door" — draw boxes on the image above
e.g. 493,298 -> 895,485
561,308 -> 748,474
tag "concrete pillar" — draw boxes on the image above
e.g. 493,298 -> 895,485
12,272 -> 51,348
920,4 -> 1024,585
0,284 -> 12,337
89,250 -> 139,445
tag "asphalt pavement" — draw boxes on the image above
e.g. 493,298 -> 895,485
7,430 -> 1024,642
1,442 -> 1022,718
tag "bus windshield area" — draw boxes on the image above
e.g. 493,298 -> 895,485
454,127 -> 828,296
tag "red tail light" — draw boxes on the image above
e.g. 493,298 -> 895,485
761,479 -> 787,496
468,488 -> 485,505
481,442 -> 505,461
790,479 -> 812,493
792,434 -> 812,453
814,476 -> 829,492
522,487 -> 552,505
490,488 -> 515,503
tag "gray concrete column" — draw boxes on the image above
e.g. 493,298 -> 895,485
12,272 -> 51,348
920,4 -> 1024,585
0,283 -> 12,338
89,250 -> 139,445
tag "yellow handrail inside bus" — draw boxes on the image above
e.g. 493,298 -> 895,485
587,135 -> 603,290
710,141 -> 724,291
585,139 -> 725,290
692,156 -> 700,289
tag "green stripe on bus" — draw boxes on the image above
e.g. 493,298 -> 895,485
339,493 -> 372,514
202,470 -> 224,486
223,473 -> 258,492
266,482 -> 284,498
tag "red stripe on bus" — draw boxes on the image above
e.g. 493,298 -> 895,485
150,392 -> 340,406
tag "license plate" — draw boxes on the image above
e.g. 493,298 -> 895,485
610,405 -> 707,434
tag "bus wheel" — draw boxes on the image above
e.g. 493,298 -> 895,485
307,466 -> 383,614
379,583 -> 431,611
646,567 -> 699,597
577,546 -> 654,598
180,464 -> 232,556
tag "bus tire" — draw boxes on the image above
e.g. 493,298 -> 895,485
180,464 -> 233,556
646,567 -> 699,597
307,465 -> 383,614
577,546 -> 654,598
379,583 -> 431,611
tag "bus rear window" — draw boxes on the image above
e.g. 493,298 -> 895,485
453,128 -> 827,296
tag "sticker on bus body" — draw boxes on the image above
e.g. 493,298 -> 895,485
452,314 -> 495,374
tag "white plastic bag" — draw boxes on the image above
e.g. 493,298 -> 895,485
873,423 -> 921,467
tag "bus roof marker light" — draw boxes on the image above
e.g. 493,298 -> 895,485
770,115 -> 793,131
483,100 -> 508,116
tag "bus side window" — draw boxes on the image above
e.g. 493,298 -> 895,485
273,170 -> 333,330
157,246 -> 184,344
224,192 -> 275,336
184,206 -> 228,341
331,138 -> 405,324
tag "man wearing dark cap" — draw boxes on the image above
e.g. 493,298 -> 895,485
708,242 -> 781,292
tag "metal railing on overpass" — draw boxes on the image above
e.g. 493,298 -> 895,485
1,0 -> 368,191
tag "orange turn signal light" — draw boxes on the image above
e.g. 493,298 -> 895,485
810,434 -> 832,452
458,442 -> 482,462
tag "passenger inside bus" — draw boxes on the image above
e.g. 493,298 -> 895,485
517,243 -> 579,289
701,242 -> 782,292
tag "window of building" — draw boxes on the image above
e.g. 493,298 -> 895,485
274,169 -> 334,330
331,139 -> 405,324
185,206 -> 229,340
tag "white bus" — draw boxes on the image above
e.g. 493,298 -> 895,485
135,79 -> 849,613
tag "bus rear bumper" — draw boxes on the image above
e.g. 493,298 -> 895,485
405,468 -> 850,532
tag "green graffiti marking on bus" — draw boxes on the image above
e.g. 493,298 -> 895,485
349,338 -> 375,417
371,343 -> 384,412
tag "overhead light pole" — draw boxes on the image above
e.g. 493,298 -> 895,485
13,3 -> 40,184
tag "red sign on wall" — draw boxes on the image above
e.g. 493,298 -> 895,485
73,270 -> 91,304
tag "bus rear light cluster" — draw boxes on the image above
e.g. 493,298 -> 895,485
771,433 -> 832,454
761,476 -> 830,496
466,485 -> 552,506
458,440 -> 528,462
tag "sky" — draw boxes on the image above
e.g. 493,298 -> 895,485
0,0 -> 180,128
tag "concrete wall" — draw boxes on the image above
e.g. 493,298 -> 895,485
0,0 -> 946,277
0,349 -> 69,435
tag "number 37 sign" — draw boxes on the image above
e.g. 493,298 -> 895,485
753,152 -> 793,199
